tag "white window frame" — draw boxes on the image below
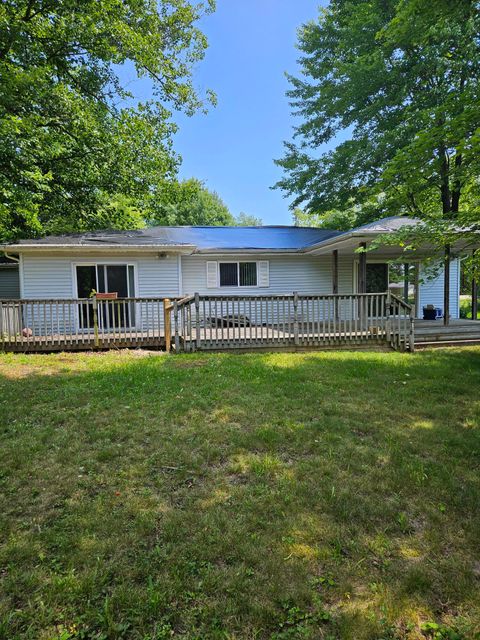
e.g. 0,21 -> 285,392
72,262 -> 138,332
218,261 -> 259,288
72,261 -> 138,298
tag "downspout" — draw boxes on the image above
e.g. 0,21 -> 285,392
3,252 -> 20,263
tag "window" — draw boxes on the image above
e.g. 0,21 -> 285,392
75,264 -> 135,298
219,262 -> 257,287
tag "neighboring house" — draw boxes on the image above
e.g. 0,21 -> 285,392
1,216 -> 460,319
0,256 -> 20,299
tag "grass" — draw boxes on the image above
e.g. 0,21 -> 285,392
0,348 -> 479,640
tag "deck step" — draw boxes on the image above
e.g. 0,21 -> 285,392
415,338 -> 480,349
415,333 -> 480,343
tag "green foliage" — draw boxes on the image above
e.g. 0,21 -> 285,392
421,621 -> 463,640
235,211 -> 263,226
0,0 -> 216,240
148,178 -> 234,226
293,208 -> 352,231
276,0 -> 480,229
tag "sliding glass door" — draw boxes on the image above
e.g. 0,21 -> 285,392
75,264 -> 135,330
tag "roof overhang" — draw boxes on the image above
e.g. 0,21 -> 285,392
304,229 -> 480,259
193,248 -> 300,255
0,243 -> 196,255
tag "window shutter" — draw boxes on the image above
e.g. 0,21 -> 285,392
206,261 -> 218,288
257,260 -> 269,287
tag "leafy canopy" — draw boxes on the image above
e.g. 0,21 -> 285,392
148,178 -> 234,226
235,212 -> 263,227
275,0 -> 480,233
0,0 -> 217,241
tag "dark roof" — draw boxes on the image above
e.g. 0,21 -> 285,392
14,228 -> 192,248
349,216 -> 419,233
3,217 -> 421,253
12,225 -> 343,251
160,226 -> 341,250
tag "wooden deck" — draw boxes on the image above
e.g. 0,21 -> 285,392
414,319 -> 480,348
1,331 -> 166,352
5,295 -> 479,354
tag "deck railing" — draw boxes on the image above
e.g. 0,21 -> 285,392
0,292 -> 414,353
0,296 -> 171,351
166,292 -> 414,353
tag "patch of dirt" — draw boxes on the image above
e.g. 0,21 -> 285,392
170,358 -> 210,369
81,348 -> 166,358
0,364 -> 59,379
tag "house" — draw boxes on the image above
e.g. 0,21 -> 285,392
0,216 -> 474,353
1,216 -> 460,315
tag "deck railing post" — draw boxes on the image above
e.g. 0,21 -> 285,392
385,290 -> 392,346
293,292 -> 299,346
173,300 -> 180,352
92,295 -> 99,348
409,308 -> 415,353
194,293 -> 200,351
0,301 -> 4,348
163,298 -> 171,353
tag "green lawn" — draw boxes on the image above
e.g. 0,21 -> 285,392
0,349 -> 479,640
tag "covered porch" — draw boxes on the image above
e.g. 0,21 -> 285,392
305,218 -> 477,327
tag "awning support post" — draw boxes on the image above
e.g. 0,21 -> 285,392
444,245 -> 450,326
358,242 -> 367,294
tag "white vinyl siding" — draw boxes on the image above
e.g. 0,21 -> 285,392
19,252 -> 460,322
183,254 -> 354,296
19,253 -> 181,333
418,259 -> 460,319
20,253 -> 180,299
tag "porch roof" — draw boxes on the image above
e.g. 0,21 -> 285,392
302,216 -> 477,258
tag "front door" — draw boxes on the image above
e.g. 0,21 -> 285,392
366,263 -> 388,316
366,263 -> 389,293
75,264 -> 135,330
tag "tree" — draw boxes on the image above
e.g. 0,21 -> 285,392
293,204 -> 369,230
148,178 -> 234,226
275,0 -> 480,229
235,212 -> 263,226
0,0 -> 216,241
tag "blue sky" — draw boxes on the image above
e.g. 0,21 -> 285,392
173,0 -> 326,225
119,1 -> 327,225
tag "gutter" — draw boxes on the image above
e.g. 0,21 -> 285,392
194,248 -> 300,255
301,229 -> 387,254
0,243 -> 197,255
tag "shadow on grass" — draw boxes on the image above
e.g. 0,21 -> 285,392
0,348 -> 479,639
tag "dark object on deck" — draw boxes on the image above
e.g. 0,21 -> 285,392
207,315 -> 251,328
423,305 -> 439,320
